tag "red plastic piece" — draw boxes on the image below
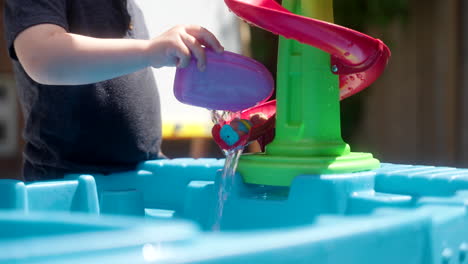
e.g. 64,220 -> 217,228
212,100 -> 277,151
224,0 -> 391,99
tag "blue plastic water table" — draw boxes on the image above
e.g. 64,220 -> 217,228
1,0 -> 467,263
0,159 -> 467,263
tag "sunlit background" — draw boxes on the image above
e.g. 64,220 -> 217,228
0,0 -> 466,180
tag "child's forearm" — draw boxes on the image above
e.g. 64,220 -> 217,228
14,24 -> 151,85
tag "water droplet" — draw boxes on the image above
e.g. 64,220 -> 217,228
459,243 -> 468,263
213,147 -> 245,231
442,248 -> 453,264
461,243 -> 468,251
142,243 -> 166,261
331,65 -> 338,73
350,76 -> 355,81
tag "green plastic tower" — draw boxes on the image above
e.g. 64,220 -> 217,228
237,0 -> 380,187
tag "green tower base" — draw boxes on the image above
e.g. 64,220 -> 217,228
238,152 -> 380,187
235,0 -> 381,187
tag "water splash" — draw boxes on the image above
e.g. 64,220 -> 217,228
211,110 -> 240,125
212,147 -> 244,231
210,110 -> 245,231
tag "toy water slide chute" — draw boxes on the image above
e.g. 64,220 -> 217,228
224,0 -> 391,99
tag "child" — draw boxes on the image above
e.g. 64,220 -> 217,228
4,0 -> 224,181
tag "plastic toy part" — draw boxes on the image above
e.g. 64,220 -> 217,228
211,100 -> 276,151
212,123 -> 250,151
174,50 -> 275,111
224,0 -> 391,99
228,0 -> 382,186
220,124 -> 242,146
219,118 -> 252,146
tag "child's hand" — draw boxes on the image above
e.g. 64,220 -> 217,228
147,25 -> 224,71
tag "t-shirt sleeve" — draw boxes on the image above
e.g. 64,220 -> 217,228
4,0 -> 69,60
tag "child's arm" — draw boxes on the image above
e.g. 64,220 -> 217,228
14,24 -> 224,85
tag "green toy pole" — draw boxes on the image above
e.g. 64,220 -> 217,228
237,0 -> 380,186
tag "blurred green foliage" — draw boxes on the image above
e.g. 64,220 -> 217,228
334,0 -> 409,30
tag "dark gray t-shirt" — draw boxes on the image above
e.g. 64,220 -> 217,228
4,0 -> 163,180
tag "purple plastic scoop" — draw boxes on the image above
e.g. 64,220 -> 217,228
174,50 -> 274,112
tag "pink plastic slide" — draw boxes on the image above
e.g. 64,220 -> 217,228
224,0 -> 391,100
